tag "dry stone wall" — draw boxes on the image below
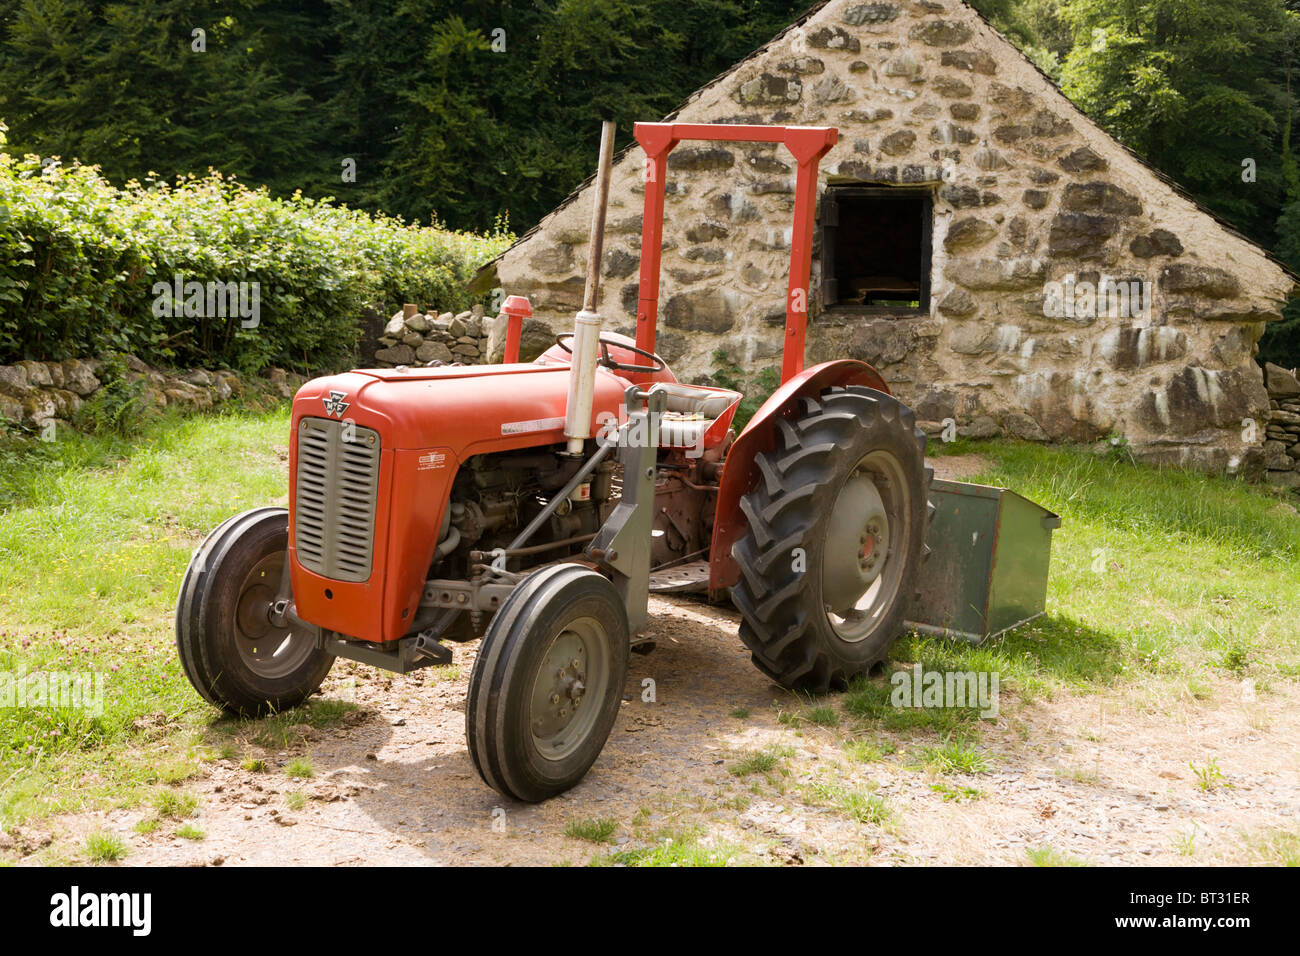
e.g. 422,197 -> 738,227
1264,363 -> 1300,488
485,0 -> 1296,475
0,356 -> 301,431
373,304 -> 490,367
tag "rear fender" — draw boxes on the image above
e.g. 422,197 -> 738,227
708,359 -> 891,594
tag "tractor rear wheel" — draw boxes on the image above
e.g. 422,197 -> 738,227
176,507 -> 334,716
730,386 -> 930,693
466,564 -> 629,802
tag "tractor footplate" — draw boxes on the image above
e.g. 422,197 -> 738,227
647,560 -> 710,594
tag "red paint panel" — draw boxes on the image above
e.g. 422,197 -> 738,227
382,447 -> 459,641
288,365 -> 628,643
502,295 -> 531,363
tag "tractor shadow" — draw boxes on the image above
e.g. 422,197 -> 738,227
209,601 -> 1125,862
313,595 -> 793,862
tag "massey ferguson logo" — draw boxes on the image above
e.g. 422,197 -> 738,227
322,390 -> 350,417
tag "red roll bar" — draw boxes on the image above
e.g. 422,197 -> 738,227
631,123 -> 838,384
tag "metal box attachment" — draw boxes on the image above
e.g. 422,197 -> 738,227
907,478 -> 1061,643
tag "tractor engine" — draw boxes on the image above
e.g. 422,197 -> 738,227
432,447 -> 615,580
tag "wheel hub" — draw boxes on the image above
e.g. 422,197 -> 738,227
820,451 -> 910,644
858,517 -> 888,577
233,552 -> 314,680
531,632 -> 589,742
823,468 -> 890,612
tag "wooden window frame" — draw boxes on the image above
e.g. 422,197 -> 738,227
819,185 -> 933,319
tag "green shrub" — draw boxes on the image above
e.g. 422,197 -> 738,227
711,350 -> 780,432
70,352 -> 146,437
0,151 -> 510,373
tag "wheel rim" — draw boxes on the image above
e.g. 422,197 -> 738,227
233,551 -> 316,680
529,617 -> 610,761
820,450 -> 910,643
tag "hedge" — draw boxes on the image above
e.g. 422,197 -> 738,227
0,125 -> 511,373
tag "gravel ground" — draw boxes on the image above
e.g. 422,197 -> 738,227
11,454 -> 1296,867
18,591 -> 1297,867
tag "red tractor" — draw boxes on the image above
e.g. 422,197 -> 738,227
177,122 -> 932,802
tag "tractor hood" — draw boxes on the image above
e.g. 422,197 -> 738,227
291,363 -> 629,457
286,362 -> 631,645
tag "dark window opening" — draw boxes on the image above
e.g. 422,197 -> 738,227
821,187 -> 932,312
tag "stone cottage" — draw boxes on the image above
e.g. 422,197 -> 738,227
473,0 -> 1297,474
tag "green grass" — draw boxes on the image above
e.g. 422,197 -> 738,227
729,745 -> 794,778
0,404 -> 298,826
590,828 -> 742,867
805,780 -> 893,826
930,783 -> 983,802
284,758 -> 314,780
247,699 -> 357,749
286,790 -> 307,811
85,830 -> 127,862
842,738 -> 897,763
843,676 -> 966,732
804,705 -> 839,727
1241,827 -> 1300,866
564,817 -> 617,844
917,441 -> 1300,693
152,789 -> 198,819
729,707 -> 751,719
1026,844 -> 1092,867
920,736 -> 992,775
173,823 -> 204,840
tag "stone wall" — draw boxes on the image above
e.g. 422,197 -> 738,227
482,0 -> 1296,473
373,304 -> 490,367
0,356 -> 301,431
1264,363 -> 1300,488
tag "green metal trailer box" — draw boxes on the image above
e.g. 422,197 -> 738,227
906,478 -> 1061,643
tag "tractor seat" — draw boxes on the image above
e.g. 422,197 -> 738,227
653,382 -> 742,450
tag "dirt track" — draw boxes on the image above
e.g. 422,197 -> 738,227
23,588 -> 1297,867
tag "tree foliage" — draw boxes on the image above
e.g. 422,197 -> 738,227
0,0 -> 808,231
6,1 -> 1300,363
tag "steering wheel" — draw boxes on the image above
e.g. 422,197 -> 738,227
554,333 -> 666,375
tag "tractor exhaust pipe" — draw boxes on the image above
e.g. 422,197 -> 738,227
564,120 -> 617,456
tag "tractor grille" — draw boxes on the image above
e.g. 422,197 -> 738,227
294,417 -> 381,582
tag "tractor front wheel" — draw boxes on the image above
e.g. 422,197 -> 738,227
730,386 -> 930,693
176,507 -> 334,716
466,564 -> 629,802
